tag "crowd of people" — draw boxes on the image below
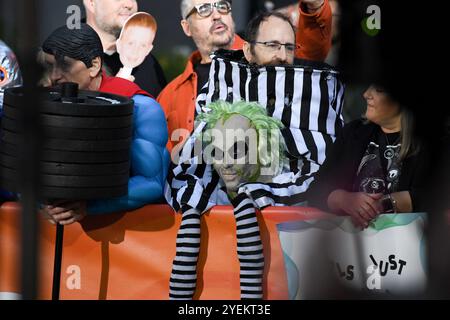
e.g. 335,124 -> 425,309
0,0 -> 436,300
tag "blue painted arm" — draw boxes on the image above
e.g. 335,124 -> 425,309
87,95 -> 170,215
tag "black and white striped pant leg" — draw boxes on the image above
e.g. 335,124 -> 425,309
169,207 -> 201,300
232,193 -> 265,300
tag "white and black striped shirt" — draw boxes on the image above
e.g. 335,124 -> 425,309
165,50 -> 345,213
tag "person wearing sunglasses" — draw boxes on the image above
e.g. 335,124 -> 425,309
158,0 -> 332,152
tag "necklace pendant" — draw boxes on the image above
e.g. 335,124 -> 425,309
384,147 -> 395,159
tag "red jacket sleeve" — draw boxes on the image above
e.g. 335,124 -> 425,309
295,0 -> 332,62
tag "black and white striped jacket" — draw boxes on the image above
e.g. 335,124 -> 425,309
165,50 -> 345,213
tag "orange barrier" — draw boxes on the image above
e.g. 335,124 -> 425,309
0,202 -> 328,300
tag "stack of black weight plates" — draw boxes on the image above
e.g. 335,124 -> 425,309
0,83 -> 133,199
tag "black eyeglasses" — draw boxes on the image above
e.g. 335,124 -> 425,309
185,1 -> 232,19
251,41 -> 300,53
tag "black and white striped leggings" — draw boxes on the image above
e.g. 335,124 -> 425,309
169,193 -> 265,300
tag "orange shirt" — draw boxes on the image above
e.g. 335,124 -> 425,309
295,0 -> 332,61
157,50 -> 200,152
157,35 -> 244,152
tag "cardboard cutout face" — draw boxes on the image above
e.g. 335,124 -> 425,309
116,12 -> 156,69
211,114 -> 261,193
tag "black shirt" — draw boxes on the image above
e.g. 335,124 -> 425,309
307,119 -> 430,212
103,52 -> 167,97
194,62 -> 212,94
352,128 -> 402,194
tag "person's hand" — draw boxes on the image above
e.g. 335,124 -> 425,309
301,0 -> 325,14
328,190 -> 383,228
40,200 -> 87,226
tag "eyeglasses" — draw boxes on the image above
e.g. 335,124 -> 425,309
252,41 -> 300,53
185,0 -> 232,19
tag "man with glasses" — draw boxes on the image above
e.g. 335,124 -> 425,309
158,0 -> 331,152
243,11 -> 300,65
158,0 -> 241,152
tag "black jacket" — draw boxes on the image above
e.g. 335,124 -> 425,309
307,119 -> 430,212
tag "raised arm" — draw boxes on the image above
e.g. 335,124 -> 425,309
295,0 -> 332,61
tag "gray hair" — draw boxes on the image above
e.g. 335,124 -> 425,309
180,0 -> 193,19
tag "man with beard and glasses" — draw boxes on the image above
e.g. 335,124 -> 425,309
243,11 -> 300,66
158,0 -> 331,152
83,0 -> 167,97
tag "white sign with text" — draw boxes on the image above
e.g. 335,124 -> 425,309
278,213 -> 427,299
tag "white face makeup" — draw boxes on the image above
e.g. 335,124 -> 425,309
210,114 -> 261,193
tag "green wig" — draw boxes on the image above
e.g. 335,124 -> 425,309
197,100 -> 286,177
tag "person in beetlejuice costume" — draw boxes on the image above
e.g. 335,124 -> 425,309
169,100 -> 287,300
